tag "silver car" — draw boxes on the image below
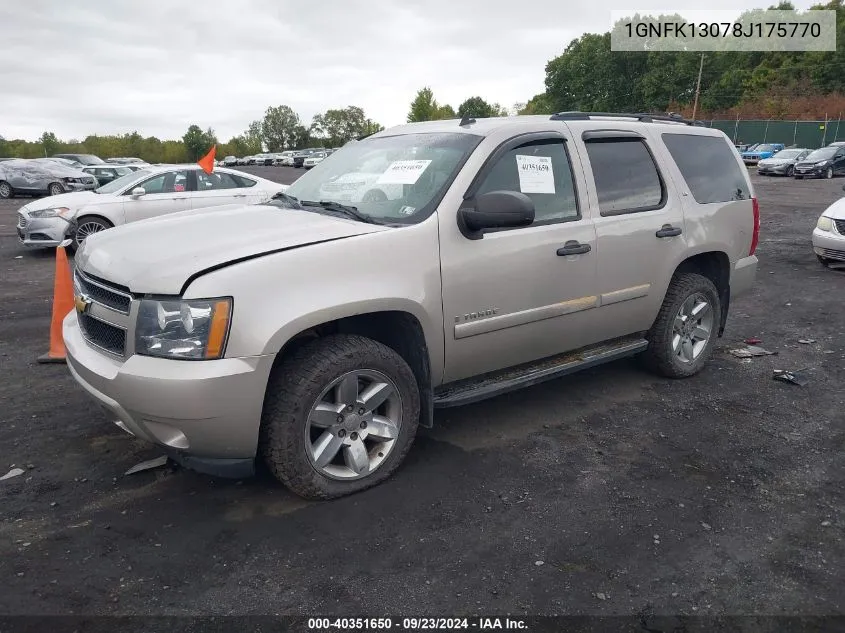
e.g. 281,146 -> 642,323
0,158 -> 98,198
756,148 -> 811,176
812,184 -> 845,266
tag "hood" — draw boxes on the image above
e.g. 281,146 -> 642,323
759,157 -> 791,165
821,197 -> 845,221
20,190 -> 104,212
75,203 -> 389,294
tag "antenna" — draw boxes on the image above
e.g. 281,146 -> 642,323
459,115 -> 476,127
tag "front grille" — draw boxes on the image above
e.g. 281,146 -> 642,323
74,270 -> 132,314
17,213 -> 28,229
819,248 -> 845,260
78,312 -> 126,356
834,219 -> 845,234
29,233 -> 53,241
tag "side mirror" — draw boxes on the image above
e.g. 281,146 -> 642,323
458,190 -> 535,239
130,187 -> 146,197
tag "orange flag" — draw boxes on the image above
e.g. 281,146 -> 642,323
198,145 -> 216,174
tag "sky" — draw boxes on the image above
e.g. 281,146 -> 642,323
1,0 -> 819,142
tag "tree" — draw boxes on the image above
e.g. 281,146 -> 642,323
456,97 -> 500,119
40,131 -> 60,156
243,120 -> 264,154
408,87 -> 439,122
261,105 -> 301,151
435,104 -> 456,119
182,125 -> 209,161
311,106 -> 379,146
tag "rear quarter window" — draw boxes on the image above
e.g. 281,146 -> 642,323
662,133 -> 751,204
231,175 -> 257,188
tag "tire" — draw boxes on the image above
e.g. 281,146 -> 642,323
817,254 -> 830,267
260,334 -> 421,500
642,273 -> 721,379
826,167 -> 834,179
786,166 -> 794,177
48,182 -> 64,196
0,181 -> 12,199
72,215 -> 113,251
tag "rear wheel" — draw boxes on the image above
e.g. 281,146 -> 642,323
260,334 -> 420,499
642,273 -> 721,379
72,216 -> 113,251
786,166 -> 794,177
0,181 -> 12,199
48,182 -> 64,196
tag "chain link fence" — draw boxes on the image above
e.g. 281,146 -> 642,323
704,119 -> 845,148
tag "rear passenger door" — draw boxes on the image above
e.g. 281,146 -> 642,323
577,130 -> 688,337
191,171 -> 248,209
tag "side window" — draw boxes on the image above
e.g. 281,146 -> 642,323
475,139 -> 579,224
584,139 -> 664,215
196,172 -> 240,190
662,134 -> 750,204
231,175 -> 257,188
133,170 -> 189,195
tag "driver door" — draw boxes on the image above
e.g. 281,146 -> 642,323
123,170 -> 192,224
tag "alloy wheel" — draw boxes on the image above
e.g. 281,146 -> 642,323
671,293 -> 714,364
304,369 -> 403,480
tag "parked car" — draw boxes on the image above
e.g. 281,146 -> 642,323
106,157 -> 147,165
741,143 -> 785,165
0,158 -> 98,198
303,151 -> 329,169
16,165 -> 286,250
80,165 -> 135,186
52,154 -> 105,166
293,148 -> 325,168
223,156 -> 238,167
62,113 -> 759,499
279,151 -> 297,166
255,153 -> 276,166
827,141 -> 845,147
793,146 -> 845,179
756,148 -> 812,176
813,184 -> 845,266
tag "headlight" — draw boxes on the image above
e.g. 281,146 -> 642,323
28,207 -> 71,218
818,160 -> 831,167
62,177 -> 82,183
817,216 -> 833,232
135,298 -> 232,360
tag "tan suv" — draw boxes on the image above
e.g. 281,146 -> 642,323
64,112 -> 759,499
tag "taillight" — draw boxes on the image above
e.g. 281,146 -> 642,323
749,197 -> 760,256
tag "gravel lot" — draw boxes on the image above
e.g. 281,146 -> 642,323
0,166 -> 843,617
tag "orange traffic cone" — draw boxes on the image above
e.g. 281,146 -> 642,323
38,240 -> 75,364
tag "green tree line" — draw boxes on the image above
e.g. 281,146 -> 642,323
0,104 -> 384,162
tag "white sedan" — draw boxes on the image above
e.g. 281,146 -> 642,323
303,152 -> 329,169
16,164 -> 287,251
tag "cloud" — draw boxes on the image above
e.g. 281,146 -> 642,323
0,0 -> 819,141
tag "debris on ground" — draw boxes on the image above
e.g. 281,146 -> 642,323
729,346 -> 777,358
701,522 -> 712,531
124,455 -> 169,476
1,467 -> 25,481
595,592 -> 608,601
798,339 -> 816,345
534,560 -> 544,566
744,337 -> 763,345
773,369 -> 811,387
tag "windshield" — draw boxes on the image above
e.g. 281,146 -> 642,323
755,144 -> 776,152
772,149 -> 804,159
281,132 -> 481,224
806,147 -> 837,161
95,169 -> 149,194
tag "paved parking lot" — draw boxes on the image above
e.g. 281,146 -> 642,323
0,167 -> 843,616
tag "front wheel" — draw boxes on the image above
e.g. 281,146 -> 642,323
48,182 -> 64,196
817,254 -> 830,267
260,334 -> 421,499
72,216 -> 113,251
786,166 -> 794,177
642,273 -> 721,378
826,167 -> 834,179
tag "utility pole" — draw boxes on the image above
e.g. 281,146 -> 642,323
691,53 -> 705,121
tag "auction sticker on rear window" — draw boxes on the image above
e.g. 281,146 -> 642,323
376,160 -> 432,185
516,155 -> 555,194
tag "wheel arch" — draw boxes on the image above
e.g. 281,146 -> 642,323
671,250 -> 731,336
269,308 -> 436,429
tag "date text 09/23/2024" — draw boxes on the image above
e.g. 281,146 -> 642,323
307,617 -> 528,630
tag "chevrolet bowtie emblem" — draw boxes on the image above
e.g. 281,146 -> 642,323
74,294 -> 92,314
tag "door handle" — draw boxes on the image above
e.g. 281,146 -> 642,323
233,194 -> 247,198
556,240 -> 591,256
655,224 -> 682,238
172,197 -> 187,200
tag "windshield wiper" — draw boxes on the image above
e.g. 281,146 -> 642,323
299,200 -> 383,225
270,191 -> 303,208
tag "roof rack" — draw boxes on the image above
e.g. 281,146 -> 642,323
549,111 -> 704,126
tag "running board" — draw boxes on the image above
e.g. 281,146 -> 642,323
433,337 -> 649,408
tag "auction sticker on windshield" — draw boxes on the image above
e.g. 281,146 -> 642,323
516,155 -> 555,194
376,160 -> 432,185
